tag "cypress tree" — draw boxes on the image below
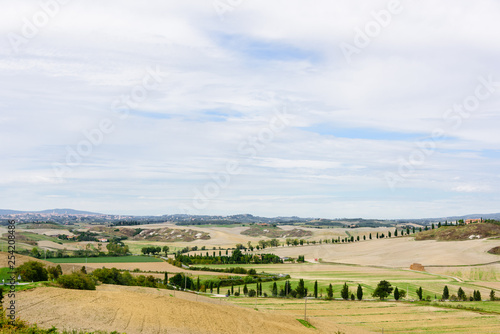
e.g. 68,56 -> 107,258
416,287 -> 423,300
327,283 -> 333,300
442,285 -> 449,300
314,281 -> 318,298
341,282 -> 349,300
356,284 -> 363,300
474,290 -> 481,301
243,284 -> 248,296
490,290 -> 496,301
297,279 -> 306,298
457,287 -> 466,301
272,282 -> 278,297
394,287 -> 400,300
231,283 -> 234,295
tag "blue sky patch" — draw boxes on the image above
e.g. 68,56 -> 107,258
301,124 -> 429,141
215,33 -> 319,63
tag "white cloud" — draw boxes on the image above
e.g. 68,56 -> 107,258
0,0 -> 499,218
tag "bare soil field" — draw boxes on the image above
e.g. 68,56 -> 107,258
15,285 -> 368,334
264,237 -> 500,267
37,240 -> 79,250
231,297 -> 500,333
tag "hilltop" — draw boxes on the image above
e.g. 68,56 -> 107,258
241,225 -> 312,238
415,222 -> 500,241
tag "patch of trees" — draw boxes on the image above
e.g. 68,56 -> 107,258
167,273 -> 287,292
111,220 -> 144,226
60,231 -> 99,242
16,261 -> 63,282
57,272 -> 96,290
415,285 -> 485,302
175,220 -> 241,226
106,241 -> 129,256
141,246 -> 162,255
189,266 -> 257,275
92,267 -> 161,288
171,250 -> 282,266
16,261 -> 48,282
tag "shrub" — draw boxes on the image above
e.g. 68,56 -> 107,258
17,261 -> 48,282
58,272 -> 96,290
248,289 -> 256,297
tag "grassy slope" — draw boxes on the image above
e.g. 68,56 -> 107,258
415,223 -> 500,241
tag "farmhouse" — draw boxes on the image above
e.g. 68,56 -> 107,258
465,218 -> 482,224
98,238 -> 108,243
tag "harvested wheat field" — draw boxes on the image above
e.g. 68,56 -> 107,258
266,238 -> 500,267
232,297 -> 500,334
15,285 -> 369,334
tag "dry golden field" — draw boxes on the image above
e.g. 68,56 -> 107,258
15,285 -> 370,334
264,237 -> 500,267
232,297 -> 500,334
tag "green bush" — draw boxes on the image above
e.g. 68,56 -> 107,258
57,272 -> 96,290
17,261 -> 48,282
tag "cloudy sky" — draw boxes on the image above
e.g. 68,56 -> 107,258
1,0 -> 499,219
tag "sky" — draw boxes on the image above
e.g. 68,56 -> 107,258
1,0 -> 499,219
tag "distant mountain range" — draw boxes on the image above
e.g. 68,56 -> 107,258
0,209 -> 499,222
0,208 -> 102,215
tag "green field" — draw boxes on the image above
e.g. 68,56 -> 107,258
17,231 -> 68,243
190,262 -> 496,301
0,267 -> 13,281
46,256 -> 163,263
